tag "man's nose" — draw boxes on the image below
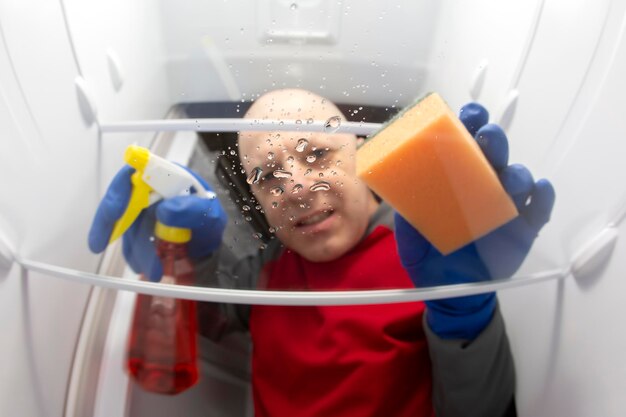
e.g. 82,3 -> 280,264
281,161 -> 323,197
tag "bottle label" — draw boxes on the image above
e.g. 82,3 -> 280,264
150,275 -> 176,312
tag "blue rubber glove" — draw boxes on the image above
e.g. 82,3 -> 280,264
395,102 -> 556,340
88,164 -> 227,282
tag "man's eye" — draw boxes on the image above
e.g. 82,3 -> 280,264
261,172 -> 276,182
308,148 -> 330,161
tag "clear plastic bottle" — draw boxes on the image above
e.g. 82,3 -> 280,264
126,222 -> 199,395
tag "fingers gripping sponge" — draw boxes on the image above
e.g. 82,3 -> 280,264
356,93 -> 518,254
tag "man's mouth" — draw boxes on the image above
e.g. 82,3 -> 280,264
295,209 -> 334,227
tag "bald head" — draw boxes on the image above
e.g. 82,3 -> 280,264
234,88 -> 378,262
243,88 -> 345,122
238,88 -> 354,175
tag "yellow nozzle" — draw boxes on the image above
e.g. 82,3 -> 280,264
124,145 -> 150,171
108,145 -> 153,244
155,222 -> 191,243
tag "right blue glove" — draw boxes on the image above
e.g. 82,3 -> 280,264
88,164 -> 227,282
395,102 -> 556,340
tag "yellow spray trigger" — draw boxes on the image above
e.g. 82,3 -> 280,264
125,145 -> 150,171
109,168 -> 153,244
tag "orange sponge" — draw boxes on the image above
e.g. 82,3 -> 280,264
356,92 -> 518,254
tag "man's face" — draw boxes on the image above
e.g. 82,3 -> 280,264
239,129 -> 378,262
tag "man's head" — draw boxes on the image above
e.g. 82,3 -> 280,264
238,88 -> 379,262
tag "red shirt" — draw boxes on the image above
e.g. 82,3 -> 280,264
249,226 -> 434,417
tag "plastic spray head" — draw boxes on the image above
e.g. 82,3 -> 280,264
108,144 -> 211,245
125,145 -> 150,171
155,222 -> 191,244
109,146 -> 154,244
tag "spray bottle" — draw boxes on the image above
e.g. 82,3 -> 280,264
110,145 -> 215,395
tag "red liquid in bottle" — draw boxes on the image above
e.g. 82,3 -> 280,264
127,238 -> 199,395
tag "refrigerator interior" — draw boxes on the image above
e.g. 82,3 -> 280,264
0,0 -> 625,416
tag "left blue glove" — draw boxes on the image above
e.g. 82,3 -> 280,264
88,164 -> 227,282
395,102 -> 556,340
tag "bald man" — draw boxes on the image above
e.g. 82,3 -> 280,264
90,88 -> 532,417
211,89 -> 518,417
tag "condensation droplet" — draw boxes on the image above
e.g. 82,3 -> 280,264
246,167 -> 263,184
273,169 -> 293,179
306,154 -> 317,163
290,3 -> 298,11
271,202 -> 279,208
304,168 -> 312,176
242,205 -> 251,211
295,119 -> 302,125
291,184 -> 303,194
252,232 -> 263,240
296,138 -> 309,152
286,156 -> 295,164
269,227 -> 276,233
310,181 -> 331,192
270,186 -> 284,196
306,118 -> 314,124
267,152 -> 275,160
324,116 -> 341,133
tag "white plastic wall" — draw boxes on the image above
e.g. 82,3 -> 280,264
425,0 -> 626,415
156,0 -> 439,106
0,2 -> 98,416
0,1 -> 173,416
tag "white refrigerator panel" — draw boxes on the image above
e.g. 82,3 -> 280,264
0,1 -> 99,417
62,0 -> 174,194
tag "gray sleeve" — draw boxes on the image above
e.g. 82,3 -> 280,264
425,304 -> 516,417
192,240 -> 283,340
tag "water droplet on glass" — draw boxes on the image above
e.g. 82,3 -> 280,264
245,216 -> 252,222
290,3 -> 298,10
246,167 -> 263,184
286,156 -> 295,164
295,119 -> 302,125
296,138 -> 308,152
252,232 -> 263,240
291,184 -> 303,194
242,205 -> 251,212
324,116 -> 341,133
273,169 -> 293,179
304,168 -> 312,176
310,181 -> 331,192
270,186 -> 284,196
272,202 -> 279,208
259,243 -> 268,250
269,227 -> 276,233
267,152 -> 275,160
306,154 -> 317,163
230,150 -> 236,156
306,118 -> 314,124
